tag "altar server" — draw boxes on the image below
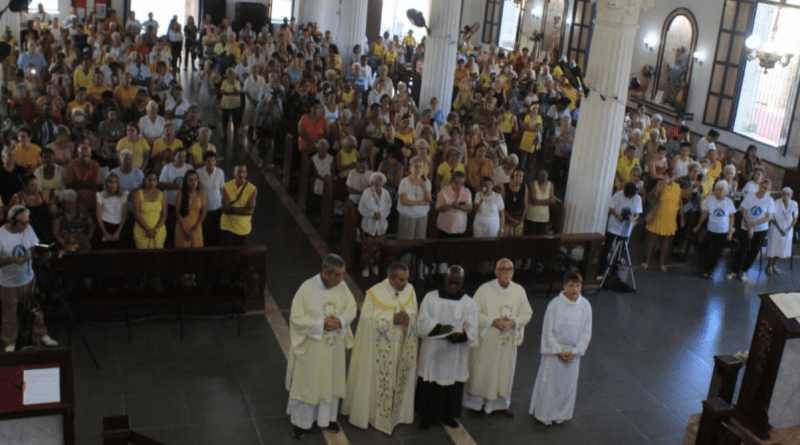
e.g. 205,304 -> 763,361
464,258 -> 533,417
415,265 -> 478,430
285,254 -> 358,439
343,262 -> 418,434
529,271 -> 592,425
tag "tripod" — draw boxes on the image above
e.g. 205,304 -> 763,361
599,221 -> 636,292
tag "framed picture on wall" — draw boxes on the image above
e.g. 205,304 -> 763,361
96,4 -> 106,19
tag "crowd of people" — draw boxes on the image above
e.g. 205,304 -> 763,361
286,254 -> 591,437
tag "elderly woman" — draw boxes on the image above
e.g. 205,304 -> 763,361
473,176 -> 505,238
397,157 -> 432,266
138,101 -> 165,146
358,172 -> 392,277
525,169 -> 555,235
694,181 -> 736,278
494,154 -> 518,187
721,165 -> 739,199
436,148 -> 465,192
219,67 -> 243,139
741,166 -> 765,198
767,187 -> 798,275
298,100 -> 329,155
52,189 -> 95,254
310,140 -> 333,196
732,178 -> 775,280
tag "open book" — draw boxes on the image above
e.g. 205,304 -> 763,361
770,293 -> 800,319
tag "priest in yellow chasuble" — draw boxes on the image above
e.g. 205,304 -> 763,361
464,258 -> 533,417
285,254 -> 358,439
343,262 -> 418,435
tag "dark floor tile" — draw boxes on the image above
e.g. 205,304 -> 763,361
620,404 -> 687,440
74,365 -> 122,399
572,385 -> 618,417
225,332 -> 286,361
179,360 -> 240,394
339,421 -> 402,444
125,395 -> 191,428
192,418 -> 261,445
241,384 -> 289,418
74,393 -> 125,436
75,434 -> 103,445
135,425 -> 197,445
593,377 -> 660,411
186,388 -> 251,425
233,357 -> 287,389
574,411 -> 648,445
253,416 -> 328,445
121,363 -> 184,398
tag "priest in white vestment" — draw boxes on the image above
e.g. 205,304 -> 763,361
343,262 -> 418,435
416,265 -> 478,430
285,254 -> 358,439
464,258 -> 533,417
529,271 -> 592,425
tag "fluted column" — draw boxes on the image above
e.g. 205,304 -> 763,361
316,0 -> 340,37
419,1 -> 462,115
563,0 -> 654,234
337,0 -> 368,68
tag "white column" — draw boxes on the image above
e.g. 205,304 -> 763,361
563,0 -> 654,234
337,0 -> 367,67
419,0 -> 462,116
316,0 -> 340,37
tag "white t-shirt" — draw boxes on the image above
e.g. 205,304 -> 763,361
96,191 -> 129,225
0,225 -> 38,287
397,177 -> 431,218
346,169 -> 373,204
159,163 -> 194,206
474,191 -> 505,225
196,167 -> 225,211
703,196 -> 736,234
138,115 -> 166,142
739,193 -> 776,232
311,154 -> 333,195
696,138 -> 714,160
742,181 -> 758,197
606,190 -> 643,237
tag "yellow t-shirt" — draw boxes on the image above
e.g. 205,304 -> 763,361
499,113 -> 514,133
372,42 -> 386,59
73,67 -> 95,90
402,36 -> 416,47
436,162 -> 465,188
151,138 -> 184,159
15,144 -> 42,170
189,143 -> 217,165
116,137 -> 151,169
220,180 -> 257,235
337,149 -> 358,178
220,80 -> 241,110
114,85 -> 139,110
615,156 -> 640,187
67,101 -> 94,119
87,84 -> 111,103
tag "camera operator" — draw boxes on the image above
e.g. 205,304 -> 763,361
596,182 -> 642,280
0,205 -> 57,352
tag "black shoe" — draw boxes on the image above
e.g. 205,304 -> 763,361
291,426 -> 308,439
326,422 -> 340,432
500,409 -> 515,418
469,408 -> 485,417
442,417 -> 459,428
419,419 -> 431,430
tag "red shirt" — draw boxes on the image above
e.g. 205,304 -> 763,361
65,159 -> 100,209
297,115 -> 328,153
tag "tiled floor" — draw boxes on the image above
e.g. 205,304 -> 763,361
62,70 -> 800,444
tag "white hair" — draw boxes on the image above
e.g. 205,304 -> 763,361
369,172 -> 387,185
714,181 -> 729,195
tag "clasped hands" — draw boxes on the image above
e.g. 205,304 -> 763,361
556,351 -> 575,363
393,310 -> 410,327
323,315 -> 342,331
491,317 -> 515,332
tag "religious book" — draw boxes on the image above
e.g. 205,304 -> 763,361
770,292 -> 800,319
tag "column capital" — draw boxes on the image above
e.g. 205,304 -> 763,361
594,0 -> 654,26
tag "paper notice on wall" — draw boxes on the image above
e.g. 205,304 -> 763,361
22,368 -> 60,406
770,293 -> 800,319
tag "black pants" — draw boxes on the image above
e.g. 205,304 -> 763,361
184,42 -> 196,68
165,204 -> 177,248
524,220 -> 548,235
221,107 -> 243,136
415,378 -> 464,424
203,209 -> 222,246
170,41 -> 182,71
703,232 -> 728,275
733,229 -> 766,274
221,230 -> 248,246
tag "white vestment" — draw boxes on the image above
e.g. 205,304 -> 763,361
529,292 -> 592,423
417,290 -> 479,385
285,274 -> 358,429
342,279 -> 418,434
464,279 -> 533,413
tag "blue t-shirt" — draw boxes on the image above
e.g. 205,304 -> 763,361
111,167 -> 145,192
0,225 -> 38,287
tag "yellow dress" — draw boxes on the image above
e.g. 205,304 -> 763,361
646,183 -> 681,236
175,191 -> 205,248
134,189 -> 167,249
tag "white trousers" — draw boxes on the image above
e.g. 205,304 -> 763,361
462,392 -> 511,413
287,397 -> 340,429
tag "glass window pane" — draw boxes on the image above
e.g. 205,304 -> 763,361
722,0 -> 736,30
724,67 -> 739,96
720,98 -> 733,125
580,28 -> 589,48
731,35 -> 745,63
711,65 -> 726,93
575,2 -> 584,25
498,0 -> 520,50
706,96 -> 720,123
735,2 -> 751,33
716,32 -> 731,62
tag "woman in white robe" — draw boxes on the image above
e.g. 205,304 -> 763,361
767,187 -> 798,275
529,272 -> 592,425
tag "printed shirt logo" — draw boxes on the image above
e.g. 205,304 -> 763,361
11,244 -> 27,258
750,206 -> 764,217
713,208 -> 726,217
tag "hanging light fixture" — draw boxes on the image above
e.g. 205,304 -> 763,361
745,7 -> 794,73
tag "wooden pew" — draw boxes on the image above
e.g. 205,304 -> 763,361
57,245 -> 268,341
282,134 -> 294,188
